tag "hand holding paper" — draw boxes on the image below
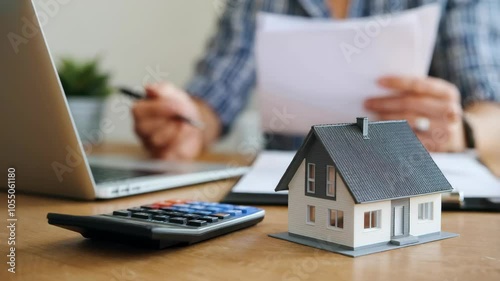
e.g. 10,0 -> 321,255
365,76 -> 465,152
255,4 -> 442,135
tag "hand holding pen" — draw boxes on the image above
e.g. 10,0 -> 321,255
119,87 -> 205,130
127,82 -> 211,161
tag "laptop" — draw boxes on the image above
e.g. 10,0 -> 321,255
0,0 -> 248,200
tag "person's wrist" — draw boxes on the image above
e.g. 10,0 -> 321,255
192,97 -> 222,149
446,119 -> 466,153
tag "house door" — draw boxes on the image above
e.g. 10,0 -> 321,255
391,199 -> 410,238
393,206 -> 404,236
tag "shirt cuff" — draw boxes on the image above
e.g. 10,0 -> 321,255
461,79 -> 500,106
185,76 -> 238,136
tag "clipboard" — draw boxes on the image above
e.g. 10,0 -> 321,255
442,192 -> 500,212
222,192 -> 288,206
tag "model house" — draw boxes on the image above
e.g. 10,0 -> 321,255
271,117 -> 457,257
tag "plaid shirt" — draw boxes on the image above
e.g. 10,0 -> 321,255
186,0 -> 500,132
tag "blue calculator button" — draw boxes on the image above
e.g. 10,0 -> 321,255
234,206 -> 253,214
205,207 -> 223,213
187,201 -> 203,205
225,210 -> 243,216
175,208 -> 195,213
214,204 -> 234,210
159,207 -> 177,211
202,202 -> 218,206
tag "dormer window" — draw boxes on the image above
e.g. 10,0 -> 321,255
307,163 -> 315,193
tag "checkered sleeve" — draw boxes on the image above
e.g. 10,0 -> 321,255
185,1 -> 261,134
432,0 -> 500,106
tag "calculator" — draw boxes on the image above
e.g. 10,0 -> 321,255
47,200 -> 265,249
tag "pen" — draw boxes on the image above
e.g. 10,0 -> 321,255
118,87 -> 206,130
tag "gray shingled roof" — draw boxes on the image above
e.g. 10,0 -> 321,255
275,120 -> 453,203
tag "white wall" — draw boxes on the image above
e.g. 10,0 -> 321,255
410,193 -> 442,236
288,159 -> 356,248
353,201 -> 391,248
34,0 -> 225,144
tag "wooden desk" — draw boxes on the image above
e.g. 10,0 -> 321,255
1,145 -> 500,281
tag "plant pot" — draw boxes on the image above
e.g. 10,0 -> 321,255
67,97 -> 105,145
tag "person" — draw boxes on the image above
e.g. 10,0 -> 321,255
132,0 -> 500,162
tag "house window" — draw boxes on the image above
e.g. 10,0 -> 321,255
418,202 -> 433,221
328,209 -> 344,229
364,210 -> 381,229
326,165 -> 336,198
307,163 -> 315,193
307,205 -> 316,224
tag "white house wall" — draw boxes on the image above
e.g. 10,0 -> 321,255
288,159 -> 356,248
409,193 -> 442,236
353,201 -> 391,248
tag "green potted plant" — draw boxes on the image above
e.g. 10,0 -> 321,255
58,57 -> 112,145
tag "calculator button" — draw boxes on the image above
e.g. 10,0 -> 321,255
152,215 -> 170,222
131,212 -> 151,220
225,210 -> 243,216
181,214 -> 201,220
162,211 -> 185,217
234,206 -> 253,214
192,211 -> 212,216
128,207 -> 146,213
201,202 -> 218,206
169,217 -> 187,225
176,208 -> 196,213
214,204 -> 234,210
205,207 -> 223,213
187,220 -> 207,227
145,209 -> 165,215
112,210 -> 130,217
211,213 -> 231,219
199,216 -> 219,223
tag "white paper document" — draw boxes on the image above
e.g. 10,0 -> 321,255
431,152 -> 500,198
255,4 -> 441,135
232,151 -> 293,194
232,151 -> 500,198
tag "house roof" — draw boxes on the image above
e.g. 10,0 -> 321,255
275,120 -> 453,203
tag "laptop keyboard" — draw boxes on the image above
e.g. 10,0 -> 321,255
90,166 -> 164,184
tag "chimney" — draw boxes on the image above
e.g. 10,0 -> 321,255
356,117 -> 369,139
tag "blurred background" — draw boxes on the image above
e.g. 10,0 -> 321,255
36,0 -> 260,151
